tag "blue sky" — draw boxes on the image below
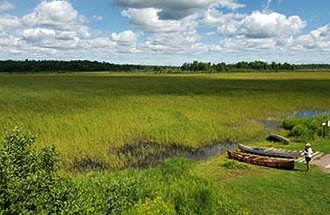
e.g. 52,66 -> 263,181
0,0 -> 329,65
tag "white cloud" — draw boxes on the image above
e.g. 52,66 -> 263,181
82,37 -> 114,49
142,30 -> 200,53
0,34 -> 21,51
263,0 -> 272,12
0,1 -> 14,13
220,37 -> 277,51
122,8 -> 198,33
92,15 -> 103,21
23,28 -> 56,42
240,11 -> 306,39
116,0 -> 245,20
0,1 -> 20,32
202,9 -> 244,36
16,0 -> 91,51
203,10 -> 305,39
22,27 -> 80,49
215,0 -> 245,10
293,24 -> 330,51
22,0 -> 84,31
111,30 -> 137,43
0,14 -> 20,31
121,7 -> 201,54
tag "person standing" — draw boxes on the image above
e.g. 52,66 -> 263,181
304,143 -> 313,172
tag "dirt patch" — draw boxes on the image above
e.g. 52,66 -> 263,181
311,154 -> 330,173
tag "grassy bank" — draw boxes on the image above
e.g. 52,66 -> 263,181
196,155 -> 330,215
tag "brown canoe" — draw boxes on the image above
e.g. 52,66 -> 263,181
227,150 -> 294,170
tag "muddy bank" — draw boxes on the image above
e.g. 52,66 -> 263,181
115,140 -> 236,169
73,140 -> 237,172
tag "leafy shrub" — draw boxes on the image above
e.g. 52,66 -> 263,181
0,127 -> 82,214
82,171 -> 151,215
282,115 -> 330,141
122,196 -> 176,215
282,118 -> 302,130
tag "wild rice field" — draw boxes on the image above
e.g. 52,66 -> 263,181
1,71 -> 330,214
1,72 -> 330,170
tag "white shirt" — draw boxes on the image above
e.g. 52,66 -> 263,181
304,148 -> 312,158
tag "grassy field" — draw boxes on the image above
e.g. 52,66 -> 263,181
1,72 -> 330,169
1,71 -> 330,214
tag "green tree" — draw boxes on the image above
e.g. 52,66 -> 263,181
0,127 -> 81,214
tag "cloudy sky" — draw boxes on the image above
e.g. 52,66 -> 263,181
0,0 -> 329,65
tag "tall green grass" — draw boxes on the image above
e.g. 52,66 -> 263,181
1,72 -> 330,169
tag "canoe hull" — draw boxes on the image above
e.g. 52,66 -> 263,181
266,134 -> 289,144
238,144 -> 301,159
227,150 -> 295,170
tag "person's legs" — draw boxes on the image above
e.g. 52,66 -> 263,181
306,161 -> 309,172
306,157 -> 311,172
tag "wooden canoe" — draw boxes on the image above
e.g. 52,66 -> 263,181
238,144 -> 301,159
266,133 -> 289,144
227,150 -> 295,170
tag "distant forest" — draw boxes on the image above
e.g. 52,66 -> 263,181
0,60 -> 329,73
181,61 -> 330,72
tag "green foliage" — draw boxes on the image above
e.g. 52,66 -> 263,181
0,60 -> 177,73
122,196 -> 176,215
100,174 -> 149,215
0,127 -> 83,214
160,157 -> 193,182
75,157 -> 244,215
282,115 -> 330,141
170,176 -> 244,215
74,170 -> 152,214
181,60 -> 296,72
0,128 -> 242,214
282,118 -> 302,130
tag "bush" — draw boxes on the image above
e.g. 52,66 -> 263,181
282,115 -> 330,141
122,196 -> 176,215
81,170 -> 151,215
0,127 -> 82,214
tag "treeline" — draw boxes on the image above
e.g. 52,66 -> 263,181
181,61 -> 330,72
0,60 -> 175,73
0,59 -> 329,73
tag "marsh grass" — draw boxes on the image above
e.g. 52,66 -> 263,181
1,72 -> 330,169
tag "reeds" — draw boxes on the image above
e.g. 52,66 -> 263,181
1,72 -> 330,169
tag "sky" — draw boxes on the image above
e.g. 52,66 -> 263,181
0,0 -> 329,65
